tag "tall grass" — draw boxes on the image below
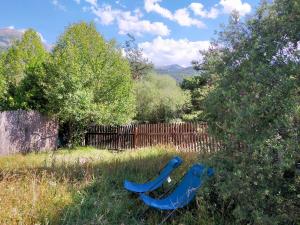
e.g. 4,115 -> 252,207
0,147 -> 215,225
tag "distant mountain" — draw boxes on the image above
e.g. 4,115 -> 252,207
155,64 -> 197,83
0,27 -> 51,53
0,28 -> 23,53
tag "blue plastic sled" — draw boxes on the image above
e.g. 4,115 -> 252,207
124,156 -> 183,193
139,164 -> 214,210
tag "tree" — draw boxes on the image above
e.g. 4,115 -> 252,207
45,22 -> 135,145
0,29 -> 48,110
199,1 -> 299,224
135,73 -> 190,123
181,75 -> 213,121
0,56 -> 6,105
124,34 -> 153,80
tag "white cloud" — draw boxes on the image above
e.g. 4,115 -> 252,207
118,18 -> 170,36
173,8 -> 205,28
51,0 -> 66,11
85,0 -> 97,7
144,0 -> 206,28
144,0 -> 173,20
219,0 -> 251,16
74,0 -> 80,4
37,32 -> 47,44
90,4 -> 170,36
92,5 -> 118,25
139,36 -> 210,67
189,3 -> 219,19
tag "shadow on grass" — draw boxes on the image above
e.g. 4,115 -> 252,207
1,148 -> 214,225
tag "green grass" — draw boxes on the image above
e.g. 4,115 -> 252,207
0,146 -> 215,225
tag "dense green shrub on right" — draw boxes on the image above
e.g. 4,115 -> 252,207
197,0 -> 300,224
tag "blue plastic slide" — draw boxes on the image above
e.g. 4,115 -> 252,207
139,164 -> 214,210
124,156 -> 183,193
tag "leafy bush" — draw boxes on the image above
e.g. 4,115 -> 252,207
45,22 -> 135,145
197,0 -> 300,224
181,75 -> 214,121
0,29 -> 49,110
135,73 -> 190,123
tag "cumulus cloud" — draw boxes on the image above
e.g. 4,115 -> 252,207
219,0 -> 251,16
51,0 -> 66,11
144,0 -> 207,28
89,3 -> 170,36
189,3 -> 219,19
139,36 -> 210,67
173,8 -> 205,28
144,0 -> 173,19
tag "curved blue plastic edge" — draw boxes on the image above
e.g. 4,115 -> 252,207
207,167 -> 214,177
139,164 -> 214,210
124,156 -> 183,193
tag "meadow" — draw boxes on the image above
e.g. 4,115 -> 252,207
0,147 -> 215,225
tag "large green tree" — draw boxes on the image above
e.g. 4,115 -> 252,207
135,73 -> 190,123
45,22 -> 135,145
199,1 -> 299,224
0,29 -> 48,110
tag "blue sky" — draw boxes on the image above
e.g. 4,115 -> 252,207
0,0 -> 260,67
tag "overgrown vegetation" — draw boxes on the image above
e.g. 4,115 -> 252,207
181,74 -> 214,121
0,0 -> 299,224
0,147 -> 215,225
196,0 -> 300,224
46,23 -> 135,145
135,72 -> 190,123
0,29 -> 49,110
0,23 -> 136,146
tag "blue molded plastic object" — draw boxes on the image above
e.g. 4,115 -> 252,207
139,164 -> 212,210
124,156 -> 183,193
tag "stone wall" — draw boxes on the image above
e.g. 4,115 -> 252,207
0,110 -> 58,155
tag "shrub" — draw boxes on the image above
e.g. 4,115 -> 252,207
45,22 -> 135,146
135,73 -> 190,123
197,0 -> 300,224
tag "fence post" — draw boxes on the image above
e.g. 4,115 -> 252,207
133,125 -> 137,149
117,126 -> 120,150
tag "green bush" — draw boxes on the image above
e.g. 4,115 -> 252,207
135,73 -> 190,123
45,22 -> 135,145
0,29 -> 49,110
198,0 -> 300,224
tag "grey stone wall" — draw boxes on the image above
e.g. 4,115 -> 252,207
0,110 -> 58,155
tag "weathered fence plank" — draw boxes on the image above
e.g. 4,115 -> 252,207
85,122 -> 221,152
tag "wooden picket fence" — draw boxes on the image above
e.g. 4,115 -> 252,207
85,122 -> 222,153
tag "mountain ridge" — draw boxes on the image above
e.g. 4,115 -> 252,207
154,64 -> 197,83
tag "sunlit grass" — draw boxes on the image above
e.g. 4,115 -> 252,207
0,146 -> 215,225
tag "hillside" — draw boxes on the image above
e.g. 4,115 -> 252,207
155,64 -> 197,83
0,28 -> 23,52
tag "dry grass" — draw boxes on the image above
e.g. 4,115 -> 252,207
0,146 -> 214,225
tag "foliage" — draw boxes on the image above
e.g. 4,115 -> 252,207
0,29 -> 49,110
0,56 -> 6,104
0,147 -> 214,225
45,22 -> 135,145
199,0 -> 300,224
135,73 -> 190,123
124,34 -> 153,80
181,75 -> 214,121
